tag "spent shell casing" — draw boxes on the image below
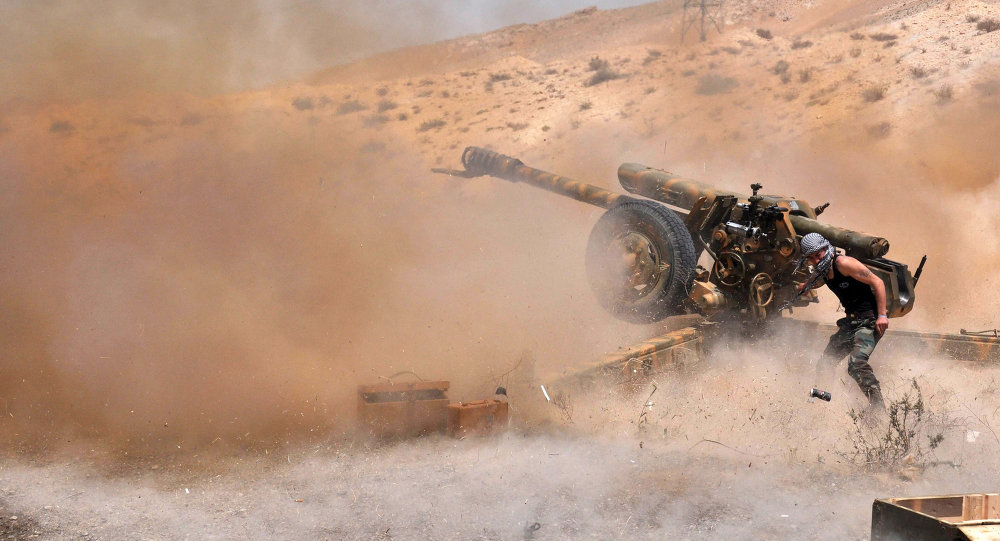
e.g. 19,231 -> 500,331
809,388 -> 832,401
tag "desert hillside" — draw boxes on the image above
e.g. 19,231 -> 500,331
2,0 -> 1000,538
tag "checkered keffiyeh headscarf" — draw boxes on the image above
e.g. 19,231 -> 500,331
795,233 -> 834,276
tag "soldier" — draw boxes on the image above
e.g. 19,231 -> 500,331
798,232 -> 888,411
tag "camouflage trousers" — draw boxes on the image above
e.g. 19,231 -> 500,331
817,316 -> 882,399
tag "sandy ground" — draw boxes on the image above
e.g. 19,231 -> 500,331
3,0 -> 1000,538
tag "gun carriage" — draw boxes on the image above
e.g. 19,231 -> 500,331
435,146 -> 923,326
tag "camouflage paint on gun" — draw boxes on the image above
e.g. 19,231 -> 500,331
617,162 -> 889,259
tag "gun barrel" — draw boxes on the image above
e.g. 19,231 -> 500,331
788,215 -> 889,259
457,146 -> 623,209
617,162 -> 889,259
618,162 -> 740,210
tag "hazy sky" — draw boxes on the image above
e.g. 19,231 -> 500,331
0,0 -> 654,102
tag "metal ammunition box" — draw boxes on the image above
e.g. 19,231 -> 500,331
446,399 -> 509,437
872,493 -> 1000,540
357,380 -> 450,438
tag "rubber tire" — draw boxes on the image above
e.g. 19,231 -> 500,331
585,199 -> 697,323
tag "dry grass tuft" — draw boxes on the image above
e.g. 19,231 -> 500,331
869,32 -> 897,41
336,100 -> 367,115
977,18 -> 1000,32
845,380 -> 947,472
862,84 -> 888,102
934,84 -> 954,103
588,56 -> 610,71
791,39 -> 813,49
417,119 -> 446,132
867,121 -> 892,139
756,28 -> 773,40
587,67 -> 622,86
50,120 -> 74,133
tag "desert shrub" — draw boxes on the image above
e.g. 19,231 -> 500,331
359,141 -> 386,154
645,86 -> 656,94
695,73 -> 739,95
862,84 -> 888,102
489,72 -> 512,82
799,69 -> 812,83
397,112 -> 408,121
586,67 -> 622,86
910,66 -> 928,78
867,121 -> 892,138
417,119 -> 446,132
681,69 -> 696,77
363,114 -> 390,127
870,32 -> 898,41
544,68 -> 559,75
780,72 -> 792,84
783,90 -> 799,101
292,97 -> 314,111
375,87 -> 389,97
588,56 -> 609,71
756,28 -> 773,40
506,122 -> 528,131
850,31 -> 865,40
977,18 -> 1000,32
845,380 -> 944,471
967,14 -> 981,23
418,78 -> 434,86
934,84 -> 954,102
376,100 -> 398,113
791,39 -> 813,49
336,100 -> 367,115
579,101 -> 593,111
772,59 -> 790,74
49,120 -> 74,133
643,49 -> 662,65
721,46 -> 741,54
850,47 -> 862,58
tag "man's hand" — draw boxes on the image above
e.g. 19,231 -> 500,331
876,315 -> 889,336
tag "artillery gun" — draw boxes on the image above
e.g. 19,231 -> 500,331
435,146 -> 925,326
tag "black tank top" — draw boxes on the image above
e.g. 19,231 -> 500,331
825,255 -> 876,316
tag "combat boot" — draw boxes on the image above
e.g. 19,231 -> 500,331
865,386 -> 886,412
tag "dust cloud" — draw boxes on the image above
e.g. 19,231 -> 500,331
2,1 -> 1000,538
0,0 -> 650,103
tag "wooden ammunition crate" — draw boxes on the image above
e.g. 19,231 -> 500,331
446,399 -> 509,438
357,380 -> 450,438
872,493 -> 1000,540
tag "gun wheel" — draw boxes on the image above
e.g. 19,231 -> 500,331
586,199 -> 697,323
